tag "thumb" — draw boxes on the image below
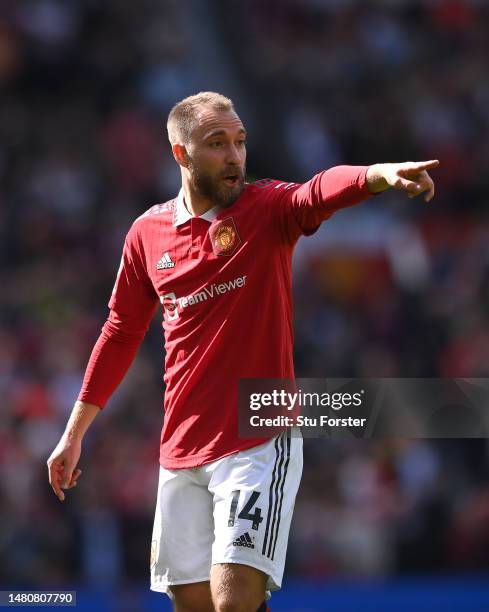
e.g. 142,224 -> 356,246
61,462 -> 76,488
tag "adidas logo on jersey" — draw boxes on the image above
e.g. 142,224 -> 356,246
232,532 -> 255,549
157,252 -> 175,270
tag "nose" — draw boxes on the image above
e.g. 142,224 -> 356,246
226,144 -> 243,166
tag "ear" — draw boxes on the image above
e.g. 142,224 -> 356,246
172,143 -> 189,168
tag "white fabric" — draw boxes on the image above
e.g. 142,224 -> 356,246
150,429 -> 303,597
173,188 -> 224,226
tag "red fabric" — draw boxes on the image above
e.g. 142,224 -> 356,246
79,165 -> 371,468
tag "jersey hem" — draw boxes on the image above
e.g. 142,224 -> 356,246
159,437 -> 270,470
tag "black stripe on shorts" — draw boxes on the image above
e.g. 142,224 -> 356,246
262,431 -> 291,559
261,433 -> 284,557
270,430 -> 291,560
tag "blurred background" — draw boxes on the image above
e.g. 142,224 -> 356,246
1,0 -> 489,610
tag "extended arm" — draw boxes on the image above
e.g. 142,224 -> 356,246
274,159 -> 439,243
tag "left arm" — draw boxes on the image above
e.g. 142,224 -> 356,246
272,159 -> 439,244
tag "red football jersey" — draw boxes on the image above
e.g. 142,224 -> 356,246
79,166 -> 372,468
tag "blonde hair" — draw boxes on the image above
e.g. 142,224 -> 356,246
167,91 -> 235,146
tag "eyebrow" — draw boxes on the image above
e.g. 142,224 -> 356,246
204,128 -> 247,140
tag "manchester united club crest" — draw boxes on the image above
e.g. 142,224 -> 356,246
215,225 -> 235,251
209,217 -> 241,256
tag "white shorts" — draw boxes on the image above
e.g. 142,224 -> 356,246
150,428 -> 303,596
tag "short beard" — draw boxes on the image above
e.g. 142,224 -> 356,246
188,159 -> 246,208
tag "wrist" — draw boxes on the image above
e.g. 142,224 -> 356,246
63,400 -> 100,442
366,164 -> 389,194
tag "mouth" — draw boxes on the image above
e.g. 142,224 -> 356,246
222,174 -> 240,188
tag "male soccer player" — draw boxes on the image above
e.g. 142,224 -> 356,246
47,92 -> 438,612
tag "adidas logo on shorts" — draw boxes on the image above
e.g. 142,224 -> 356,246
232,532 -> 255,549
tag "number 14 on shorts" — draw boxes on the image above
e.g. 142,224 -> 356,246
228,490 -> 263,530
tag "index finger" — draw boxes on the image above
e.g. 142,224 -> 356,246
48,460 -> 65,501
409,159 -> 440,171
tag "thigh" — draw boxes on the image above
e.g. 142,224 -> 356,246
210,563 -> 267,612
209,429 -> 303,593
150,466 -> 214,595
170,581 -> 213,612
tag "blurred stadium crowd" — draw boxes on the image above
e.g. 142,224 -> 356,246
1,0 -> 489,589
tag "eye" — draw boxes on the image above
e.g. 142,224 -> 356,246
237,139 -> 247,147
210,141 -> 223,148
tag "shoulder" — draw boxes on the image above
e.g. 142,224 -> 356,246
124,198 -> 176,250
246,179 -> 299,197
128,198 -> 176,236
132,198 -> 176,227
243,180 -> 300,213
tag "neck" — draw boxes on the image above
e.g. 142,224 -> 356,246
181,174 -> 213,217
